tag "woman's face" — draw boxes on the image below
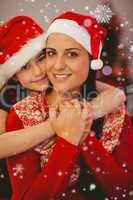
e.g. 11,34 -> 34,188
15,50 -> 49,92
45,33 -> 90,93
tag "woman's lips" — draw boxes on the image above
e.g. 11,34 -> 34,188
53,74 -> 71,81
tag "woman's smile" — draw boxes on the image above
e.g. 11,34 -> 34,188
53,73 -> 72,81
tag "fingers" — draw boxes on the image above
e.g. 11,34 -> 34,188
49,103 -> 60,121
49,106 -> 57,121
81,99 -> 88,120
50,98 -> 93,127
70,99 -> 82,114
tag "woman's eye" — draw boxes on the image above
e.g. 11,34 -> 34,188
46,51 -> 55,57
67,52 -> 78,58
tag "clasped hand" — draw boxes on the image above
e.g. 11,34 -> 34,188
49,99 -> 93,145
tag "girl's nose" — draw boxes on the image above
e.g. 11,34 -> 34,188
31,61 -> 42,76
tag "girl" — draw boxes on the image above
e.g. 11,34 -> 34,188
0,15 -> 49,200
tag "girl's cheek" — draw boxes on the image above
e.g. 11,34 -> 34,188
18,73 -> 33,84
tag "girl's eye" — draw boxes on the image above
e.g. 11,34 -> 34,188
21,64 -> 29,71
67,52 -> 78,58
36,49 -> 46,62
37,54 -> 45,62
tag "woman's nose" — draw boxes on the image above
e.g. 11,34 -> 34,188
54,56 -> 66,71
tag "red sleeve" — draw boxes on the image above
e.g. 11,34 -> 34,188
6,109 -> 80,200
6,108 -> 41,199
22,137 -> 80,200
80,115 -> 133,200
6,108 -> 24,131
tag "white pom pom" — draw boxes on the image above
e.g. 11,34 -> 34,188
91,59 -> 103,70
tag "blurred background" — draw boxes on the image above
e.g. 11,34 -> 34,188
0,1 -> 133,199
0,0 -> 133,115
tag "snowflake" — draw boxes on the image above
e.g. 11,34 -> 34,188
13,164 -> 24,179
40,9 -> 44,14
118,44 -> 124,49
20,8 -> 24,12
84,6 -> 89,11
122,194 -> 126,198
55,8 -> 60,13
129,28 -> 133,32
0,174 -> 4,179
71,188 -> 76,193
82,187 -> 86,191
120,23 -> 124,28
71,8 -> 75,12
125,21 -> 129,25
44,15 -> 49,23
0,20 -> 4,24
89,183 -> 96,191
116,186 -> 120,190
129,190 -> 133,196
45,2 -> 51,8
96,167 -> 101,172
129,45 -> 133,52
57,171 -> 63,176
90,4 -> 113,23
82,146 -> 88,151
122,163 -> 127,168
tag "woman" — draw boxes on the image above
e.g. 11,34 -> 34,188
44,12 -> 133,200
5,12 -> 132,200
45,11 -> 133,200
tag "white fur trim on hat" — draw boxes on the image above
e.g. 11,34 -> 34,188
45,19 -> 92,54
0,33 -> 45,89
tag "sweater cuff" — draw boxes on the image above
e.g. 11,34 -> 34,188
56,136 -> 79,153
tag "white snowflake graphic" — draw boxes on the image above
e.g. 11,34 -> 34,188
90,4 -> 113,24
13,164 -> 24,179
0,173 -> 4,179
129,45 -> 133,52
89,183 -> 96,191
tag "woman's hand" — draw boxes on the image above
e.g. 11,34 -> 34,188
49,99 -> 93,145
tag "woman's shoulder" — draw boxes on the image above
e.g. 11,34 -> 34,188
100,104 -> 129,152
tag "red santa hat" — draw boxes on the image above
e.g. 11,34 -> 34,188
45,11 -> 107,70
0,16 -> 45,89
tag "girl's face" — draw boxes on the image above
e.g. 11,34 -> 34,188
46,33 -> 90,93
15,50 -> 49,92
